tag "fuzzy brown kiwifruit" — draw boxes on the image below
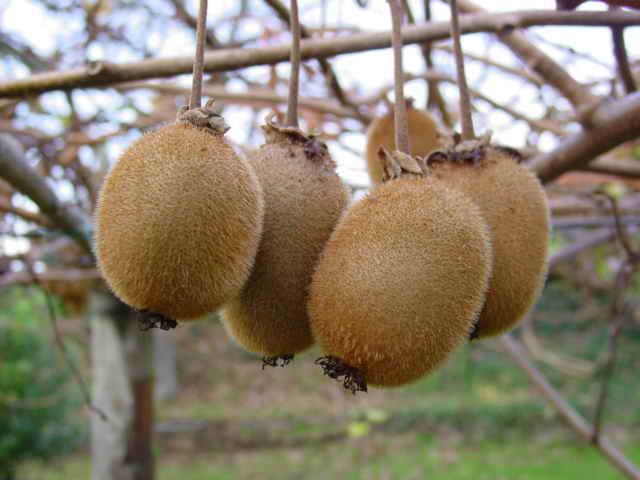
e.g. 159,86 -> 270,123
222,118 -> 350,359
365,104 -> 442,186
95,105 -> 264,321
42,278 -> 92,315
308,150 -> 492,390
428,140 -> 550,339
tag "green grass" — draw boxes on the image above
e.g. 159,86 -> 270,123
9,277 -> 640,480
22,439 -> 640,480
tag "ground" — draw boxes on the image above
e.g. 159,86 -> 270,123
15,278 -> 640,478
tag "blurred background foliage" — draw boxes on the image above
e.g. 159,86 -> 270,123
0,288 -> 84,480
5,264 -> 640,479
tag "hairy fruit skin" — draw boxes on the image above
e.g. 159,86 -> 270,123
223,124 -> 350,357
95,123 -> 264,319
431,146 -> 550,338
365,107 -> 442,186
309,172 -> 492,387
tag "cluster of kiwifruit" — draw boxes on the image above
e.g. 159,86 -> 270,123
94,0 -> 352,367
305,109 -> 550,392
94,101 -> 350,365
94,0 -> 549,392
95,101 -> 548,393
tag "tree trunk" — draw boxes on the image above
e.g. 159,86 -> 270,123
90,291 -> 155,480
153,330 -> 179,402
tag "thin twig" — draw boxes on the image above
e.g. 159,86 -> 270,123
21,258 -> 109,423
531,91 -> 640,183
596,193 -> 636,257
548,228 -> 618,269
449,0 -> 475,140
591,263 -> 633,443
189,0 -> 208,109
402,0 -> 415,23
285,0 -> 300,128
436,44 -> 545,87
552,216 -> 640,230
457,0 -> 600,116
118,82 -> 357,119
387,0 -> 409,154
584,157 -> 640,179
0,134 -> 93,254
611,20 -> 636,95
499,334 -> 640,480
359,71 -> 566,135
406,0 -> 453,126
590,191 -> 639,443
0,268 -> 101,288
169,0 -> 221,48
0,196 -> 51,227
262,0 -> 366,121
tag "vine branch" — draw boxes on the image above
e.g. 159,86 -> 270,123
0,134 -> 93,254
387,0 -> 409,154
531,92 -> 640,183
1,10 -> 637,98
449,0 -> 475,140
499,335 -> 640,480
457,0 -> 600,114
262,0 -> 364,119
22,257 -> 108,423
189,0 -> 208,109
611,21 -> 636,95
285,0 -> 300,128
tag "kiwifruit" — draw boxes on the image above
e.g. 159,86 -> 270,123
42,278 -> 92,315
365,103 -> 442,186
309,150 -> 492,390
427,140 -> 550,339
95,104 -> 264,322
222,117 -> 350,359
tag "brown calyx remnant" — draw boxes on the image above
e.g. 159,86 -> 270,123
262,114 -> 333,165
365,104 -> 444,186
137,309 -> 178,331
261,354 -> 295,369
425,134 -> 523,169
176,98 -> 230,134
315,356 -> 368,394
378,147 -> 427,183
425,134 -> 489,167
469,321 -> 480,340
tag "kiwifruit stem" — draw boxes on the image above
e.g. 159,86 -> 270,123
189,0 -> 209,109
285,0 -> 301,128
449,0 -> 475,141
387,0 -> 410,155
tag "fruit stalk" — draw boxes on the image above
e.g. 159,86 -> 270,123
285,0 -> 301,128
189,0 -> 209,109
387,0 -> 409,155
449,0 -> 475,140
